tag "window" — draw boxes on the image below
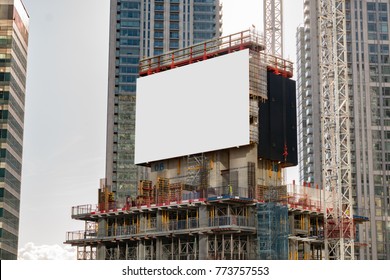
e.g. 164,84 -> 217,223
154,22 -> 164,29
120,39 -> 140,46
119,75 -> 137,83
119,85 -> 136,93
120,21 -> 140,28
170,41 -> 179,48
379,13 -> 388,22
120,29 -> 140,37
170,31 -> 179,39
155,5 -> 164,11
367,3 -> 376,11
119,57 -> 139,65
368,33 -> 377,40
154,31 -> 163,38
155,13 -> 164,20
369,54 -> 378,63
194,5 -> 214,12
0,73 -> 10,82
379,3 -> 388,12
368,23 -> 377,32
380,23 -> 388,33
381,45 -> 389,54
154,40 -> 163,47
170,23 -> 179,29
119,66 -> 138,74
121,2 -> 140,10
382,66 -> 390,74
121,11 -> 140,19
170,13 -> 179,20
369,44 -> 378,53
170,5 -> 180,12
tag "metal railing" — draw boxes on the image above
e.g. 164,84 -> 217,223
71,204 -> 97,216
162,218 -> 199,232
139,29 -> 275,76
209,215 -> 255,228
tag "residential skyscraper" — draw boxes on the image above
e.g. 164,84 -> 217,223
105,0 -> 222,208
297,0 -> 390,259
0,0 -> 29,260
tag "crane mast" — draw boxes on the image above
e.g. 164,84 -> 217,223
264,0 -> 354,259
264,0 -> 283,58
317,0 -> 354,259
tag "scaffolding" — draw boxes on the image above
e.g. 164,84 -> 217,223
186,154 -> 209,197
137,180 -> 154,207
255,185 -> 287,203
161,236 -> 198,260
208,234 -> 257,260
156,177 -> 169,205
257,203 -> 288,260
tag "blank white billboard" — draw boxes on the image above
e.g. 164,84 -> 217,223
135,49 -> 250,164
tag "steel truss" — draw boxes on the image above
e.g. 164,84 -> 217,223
264,0 -> 283,57
318,0 -> 354,259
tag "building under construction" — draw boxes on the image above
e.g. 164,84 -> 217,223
65,30 -> 367,260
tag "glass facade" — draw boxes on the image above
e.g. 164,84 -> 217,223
0,0 -> 29,260
298,0 -> 390,259
105,0 -> 222,207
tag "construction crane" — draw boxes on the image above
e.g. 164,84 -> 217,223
263,0 -> 354,259
317,0 -> 354,259
263,0 -> 283,58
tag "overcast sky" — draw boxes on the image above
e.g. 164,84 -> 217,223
18,0 -> 302,259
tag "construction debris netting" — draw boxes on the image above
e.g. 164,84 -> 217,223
257,202 -> 288,260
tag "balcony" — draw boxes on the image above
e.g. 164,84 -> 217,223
305,61 -> 311,71
304,5 -> 310,15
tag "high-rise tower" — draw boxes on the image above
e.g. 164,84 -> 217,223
298,0 -> 390,259
105,0 -> 222,208
0,0 -> 29,260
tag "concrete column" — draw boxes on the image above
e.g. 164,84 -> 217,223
304,242 -> 311,260
199,205 -> 209,259
289,240 -> 297,260
138,241 -> 145,260
156,237 -> 163,260
97,244 -> 106,260
96,218 -> 107,260
199,235 -> 208,260
157,210 -> 162,231
289,214 -> 295,235
199,205 -> 208,228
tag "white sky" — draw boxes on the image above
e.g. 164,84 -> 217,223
18,0 -> 302,258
